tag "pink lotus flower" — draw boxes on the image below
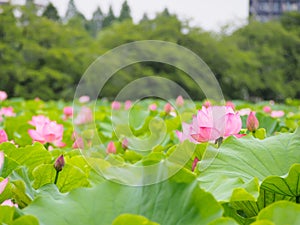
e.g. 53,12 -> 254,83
28,117 -> 65,148
72,137 -> 84,149
63,106 -> 73,120
124,100 -> 132,110
263,106 -> 272,113
1,199 -> 18,207
111,101 -> 121,110
0,130 -> 8,144
164,103 -> 173,114
192,157 -> 199,172
106,141 -> 116,154
203,100 -> 211,108
74,107 -> 93,125
271,110 -> 285,118
79,95 -> 90,103
0,91 -> 7,101
247,112 -> 259,132
225,101 -> 235,110
0,107 -> 16,117
0,178 -> 8,194
28,115 -> 50,127
72,132 -> 85,149
177,106 -> 242,143
175,96 -> 184,107
149,103 -> 157,111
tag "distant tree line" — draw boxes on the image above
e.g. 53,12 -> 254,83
0,0 -> 300,101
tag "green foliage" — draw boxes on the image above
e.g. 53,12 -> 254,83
1,3 -> 300,101
0,99 -> 300,224
118,1 -> 132,22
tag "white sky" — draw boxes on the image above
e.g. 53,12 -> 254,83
14,0 -> 250,32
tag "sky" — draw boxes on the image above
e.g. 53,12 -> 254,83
15,0 -> 250,32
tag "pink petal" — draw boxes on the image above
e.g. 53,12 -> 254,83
1,199 -> 18,207
0,178 -> 8,195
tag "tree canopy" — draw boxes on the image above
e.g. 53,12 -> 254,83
0,1 -> 299,101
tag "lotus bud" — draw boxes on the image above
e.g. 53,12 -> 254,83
124,100 -> 132,110
111,101 -> 121,110
164,103 -> 172,114
192,157 -> 200,172
149,103 -> 157,111
175,95 -> 184,107
106,141 -> 116,154
54,155 -> 65,172
246,112 -> 259,132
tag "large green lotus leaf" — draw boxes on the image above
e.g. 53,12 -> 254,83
24,180 -> 223,225
253,201 -> 300,225
0,142 -> 52,173
32,164 -> 89,193
112,214 -> 159,225
231,163 -> 300,218
208,217 -> 239,225
198,129 -> 300,202
0,206 -> 39,225
259,164 -> 300,206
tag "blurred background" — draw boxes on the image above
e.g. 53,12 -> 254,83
0,0 -> 299,101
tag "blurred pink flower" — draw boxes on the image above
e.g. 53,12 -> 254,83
63,106 -> 73,120
203,100 -> 211,108
1,199 -> 18,208
28,117 -> 65,147
28,115 -> 50,127
0,91 -> 7,101
0,107 -> 16,117
111,101 -> 121,110
79,95 -> 90,103
175,95 -> 184,107
0,178 -> 8,194
225,101 -> 235,110
164,103 -> 173,114
177,106 -> 242,143
124,100 -> 132,110
247,112 -> 259,132
74,107 -> 93,125
72,136 -> 84,149
0,130 -> 8,144
263,106 -> 272,113
148,103 -> 157,111
106,141 -> 116,154
271,110 -> 285,118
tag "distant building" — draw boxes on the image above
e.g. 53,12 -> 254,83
249,0 -> 300,22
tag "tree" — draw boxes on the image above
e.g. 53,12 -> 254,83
87,6 -> 104,37
140,13 -> 149,23
64,0 -> 82,22
42,3 -> 59,21
118,1 -> 132,22
102,5 -> 116,28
